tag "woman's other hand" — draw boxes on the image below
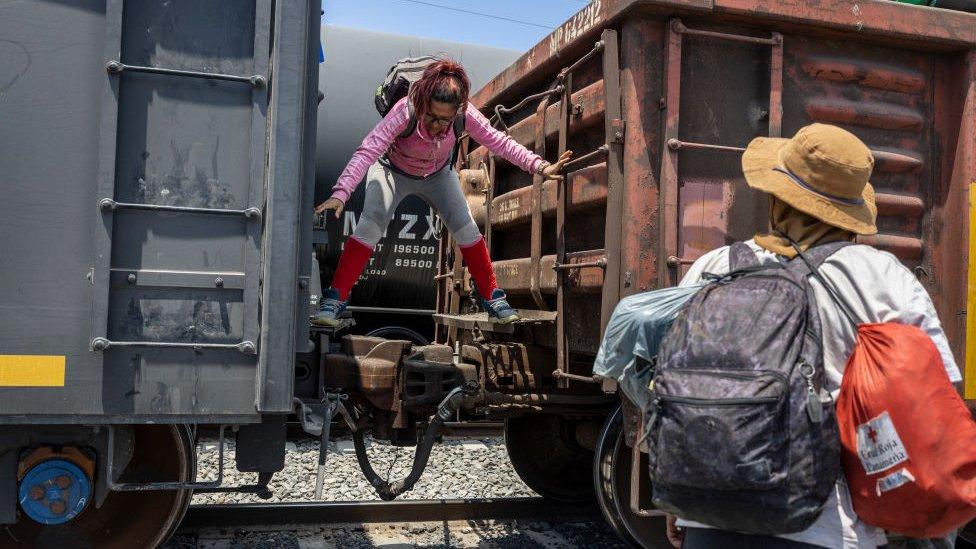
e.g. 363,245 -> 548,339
541,150 -> 573,181
315,197 -> 345,218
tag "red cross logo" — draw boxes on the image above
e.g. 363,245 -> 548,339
867,426 -> 879,444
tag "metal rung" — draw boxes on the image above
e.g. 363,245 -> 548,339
667,139 -> 745,153
90,337 -> 256,355
563,145 -> 609,170
672,20 -> 782,46
98,198 -> 262,220
553,258 -> 607,271
105,60 -> 266,87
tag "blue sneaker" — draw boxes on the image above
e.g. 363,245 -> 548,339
484,289 -> 519,324
312,288 -> 347,327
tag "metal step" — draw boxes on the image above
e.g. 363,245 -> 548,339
433,310 -> 556,334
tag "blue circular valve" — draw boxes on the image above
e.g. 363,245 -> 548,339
18,459 -> 91,525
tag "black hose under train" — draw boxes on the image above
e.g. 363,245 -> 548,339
349,382 -> 479,501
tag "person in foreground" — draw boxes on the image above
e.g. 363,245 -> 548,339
313,59 -> 571,326
666,123 -> 962,548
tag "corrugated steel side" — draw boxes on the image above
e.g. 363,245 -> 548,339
438,0 -> 976,390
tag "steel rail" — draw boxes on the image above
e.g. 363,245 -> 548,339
178,498 -> 600,530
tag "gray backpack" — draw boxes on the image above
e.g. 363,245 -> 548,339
646,241 -> 848,534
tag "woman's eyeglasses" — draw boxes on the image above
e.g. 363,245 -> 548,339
424,112 -> 455,126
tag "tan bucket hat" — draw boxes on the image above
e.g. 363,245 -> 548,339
742,123 -> 877,235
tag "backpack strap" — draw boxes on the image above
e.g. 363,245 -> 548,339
729,241 -> 761,271
399,101 -> 419,139
788,239 -> 862,326
449,112 -> 466,168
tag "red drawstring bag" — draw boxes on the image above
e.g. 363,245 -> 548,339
836,322 -> 976,538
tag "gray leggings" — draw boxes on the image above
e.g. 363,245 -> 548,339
351,162 -> 482,248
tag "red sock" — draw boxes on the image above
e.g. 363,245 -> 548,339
331,237 -> 374,301
459,237 -> 497,300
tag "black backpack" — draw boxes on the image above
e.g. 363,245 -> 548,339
374,56 -> 465,142
646,241 -> 848,534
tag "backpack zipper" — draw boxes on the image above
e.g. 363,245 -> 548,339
657,394 -> 781,406
653,370 -> 787,405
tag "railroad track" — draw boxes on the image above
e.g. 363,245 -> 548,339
177,497 -> 600,531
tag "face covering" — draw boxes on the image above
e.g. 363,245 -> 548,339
754,196 -> 854,258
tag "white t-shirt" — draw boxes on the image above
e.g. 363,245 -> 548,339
674,240 -> 961,549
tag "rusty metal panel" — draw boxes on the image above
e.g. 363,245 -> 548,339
439,0 -> 976,390
667,20 -> 784,277
713,0 -> 976,48
490,164 -> 609,228
782,35 -> 935,268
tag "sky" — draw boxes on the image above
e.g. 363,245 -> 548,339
322,0 -> 587,52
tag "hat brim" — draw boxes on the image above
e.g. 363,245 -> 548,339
742,137 -> 877,235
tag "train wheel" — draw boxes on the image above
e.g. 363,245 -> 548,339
593,406 -> 669,548
4,424 -> 194,549
504,413 -> 595,502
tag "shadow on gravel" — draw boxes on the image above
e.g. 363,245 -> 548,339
164,518 -> 629,548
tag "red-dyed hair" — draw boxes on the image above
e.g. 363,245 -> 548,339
409,59 -> 470,118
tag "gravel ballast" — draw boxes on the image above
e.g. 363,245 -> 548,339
191,435 -> 537,504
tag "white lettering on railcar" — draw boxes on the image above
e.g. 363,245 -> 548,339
341,211 -> 442,242
398,214 -> 418,240
549,0 -> 604,56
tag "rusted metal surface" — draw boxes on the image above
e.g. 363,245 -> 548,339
529,90 -> 552,311
599,27 -> 625,334
473,81 -> 607,165
438,0 -> 976,398
556,67 -> 573,387
490,164 -> 608,228
659,19 -> 683,288
493,250 -> 607,294
470,0 -> 975,113
459,166 -> 490,228
940,50 -> 975,381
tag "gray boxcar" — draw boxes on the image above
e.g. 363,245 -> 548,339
0,0 -> 320,545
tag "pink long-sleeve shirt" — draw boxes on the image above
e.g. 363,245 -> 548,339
330,98 -> 544,203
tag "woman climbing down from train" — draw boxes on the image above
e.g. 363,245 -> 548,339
313,59 -> 572,326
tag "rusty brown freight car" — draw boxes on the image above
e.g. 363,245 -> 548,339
434,0 -> 976,545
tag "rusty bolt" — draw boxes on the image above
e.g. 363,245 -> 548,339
667,139 -> 682,151
49,500 -> 67,515
614,131 -> 624,140
214,277 -> 224,287
55,475 -> 71,489
29,486 -> 44,500
573,103 -> 584,116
